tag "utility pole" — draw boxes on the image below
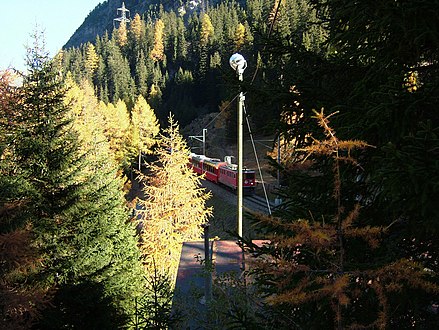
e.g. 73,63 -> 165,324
113,2 -> 130,27
189,128 -> 207,155
229,53 -> 247,237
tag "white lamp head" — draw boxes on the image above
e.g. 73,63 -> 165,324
229,53 -> 247,76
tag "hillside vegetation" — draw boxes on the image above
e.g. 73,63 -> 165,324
61,0 -> 439,327
1,0 -> 438,328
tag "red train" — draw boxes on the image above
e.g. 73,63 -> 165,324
189,153 -> 256,195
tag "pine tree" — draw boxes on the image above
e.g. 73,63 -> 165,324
2,30 -> 145,328
137,114 -> 212,277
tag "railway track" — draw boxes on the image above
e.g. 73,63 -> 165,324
202,179 -> 274,215
244,195 -> 274,214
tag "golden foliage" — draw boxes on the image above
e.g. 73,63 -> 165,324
150,19 -> 165,62
114,20 -> 128,48
233,23 -> 246,51
301,109 -> 371,166
0,70 -> 20,129
137,114 -> 212,278
129,95 -> 159,159
268,0 -> 286,27
84,43 -> 99,76
0,223 -> 53,329
200,13 -> 214,47
404,70 -> 420,93
130,13 -> 144,42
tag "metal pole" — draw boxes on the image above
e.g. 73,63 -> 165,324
203,224 -> 212,303
229,53 -> 246,238
202,128 -> 207,155
237,78 -> 244,237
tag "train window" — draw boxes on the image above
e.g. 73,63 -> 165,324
245,172 -> 255,180
204,164 -> 214,173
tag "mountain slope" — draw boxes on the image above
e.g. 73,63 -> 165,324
64,0 -> 237,48
64,0 -> 153,48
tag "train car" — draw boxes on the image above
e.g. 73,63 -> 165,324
202,157 -> 228,183
218,163 -> 256,195
189,153 -> 227,183
188,153 -> 205,175
189,153 -> 256,195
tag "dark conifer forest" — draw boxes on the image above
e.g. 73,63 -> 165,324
1,0 -> 439,328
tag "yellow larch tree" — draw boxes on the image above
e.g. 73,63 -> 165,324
115,20 -> 128,48
150,19 -> 165,62
64,75 -> 111,162
233,23 -> 246,51
200,13 -> 214,47
97,99 -> 131,167
129,13 -> 144,43
137,114 -> 212,278
129,95 -> 160,169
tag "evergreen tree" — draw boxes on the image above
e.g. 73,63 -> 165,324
137,114 -> 212,277
241,0 -> 439,328
133,264 -> 183,329
1,30 -> 145,328
0,68 -> 53,329
106,40 -> 135,106
135,50 -> 149,97
84,42 -> 99,81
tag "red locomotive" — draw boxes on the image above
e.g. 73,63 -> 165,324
189,153 -> 256,195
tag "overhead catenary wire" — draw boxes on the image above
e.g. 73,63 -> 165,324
193,93 -> 240,137
243,101 -> 272,215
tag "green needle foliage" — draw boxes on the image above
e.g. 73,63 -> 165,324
0,30 -> 145,328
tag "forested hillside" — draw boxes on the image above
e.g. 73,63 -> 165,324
61,0 -> 325,132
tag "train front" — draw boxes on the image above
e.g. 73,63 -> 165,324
243,169 -> 256,195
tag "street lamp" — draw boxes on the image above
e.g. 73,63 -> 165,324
229,53 -> 247,237
229,53 -> 247,81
